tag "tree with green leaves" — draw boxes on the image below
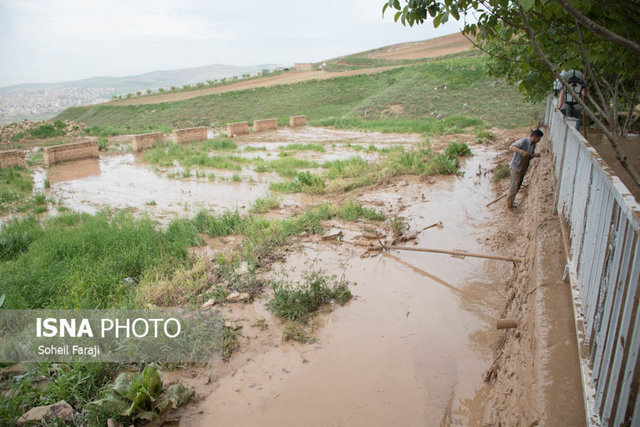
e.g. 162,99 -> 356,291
384,0 -> 640,185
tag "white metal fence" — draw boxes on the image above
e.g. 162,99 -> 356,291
545,97 -> 640,426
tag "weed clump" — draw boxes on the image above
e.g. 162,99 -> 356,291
250,193 -> 280,214
493,164 -> 510,181
268,269 -> 352,322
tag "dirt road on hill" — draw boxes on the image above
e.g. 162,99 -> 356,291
364,32 -> 473,60
107,65 -> 400,107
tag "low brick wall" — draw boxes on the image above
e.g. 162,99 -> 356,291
253,118 -> 278,133
0,150 -> 26,169
43,141 -> 99,167
227,121 -> 249,137
173,127 -> 207,144
132,132 -> 164,152
289,115 -> 307,128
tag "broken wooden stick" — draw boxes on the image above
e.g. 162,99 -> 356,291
496,319 -> 519,330
419,221 -> 443,233
486,194 -> 506,207
386,245 -> 522,263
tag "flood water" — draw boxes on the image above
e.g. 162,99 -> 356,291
8,128 -> 510,425
184,147 -> 509,426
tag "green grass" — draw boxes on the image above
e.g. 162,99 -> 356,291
143,139 -> 248,171
268,269 -> 352,322
493,164 -> 510,181
0,167 -> 49,214
56,56 -> 542,132
254,158 -> 320,178
267,141 -> 473,195
0,211 -> 200,309
0,362 -> 119,425
280,143 -> 326,152
269,171 -> 325,194
249,193 -> 280,214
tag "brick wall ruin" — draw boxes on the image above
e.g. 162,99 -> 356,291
173,127 -> 207,144
43,141 -> 99,167
132,132 -> 164,152
253,119 -> 278,133
289,115 -> 307,127
227,121 -> 249,137
0,149 -> 26,169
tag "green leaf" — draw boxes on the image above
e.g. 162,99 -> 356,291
518,0 -> 535,11
86,397 -> 129,418
433,13 -> 442,27
142,364 -> 163,399
137,410 -> 159,421
156,383 -> 195,415
112,373 -> 131,397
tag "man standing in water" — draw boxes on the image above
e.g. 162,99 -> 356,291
506,129 -> 543,209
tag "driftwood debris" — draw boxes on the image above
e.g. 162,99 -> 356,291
379,244 -> 522,263
496,318 -> 519,330
486,194 -> 506,207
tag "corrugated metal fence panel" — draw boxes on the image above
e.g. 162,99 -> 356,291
550,110 -> 567,173
546,98 -> 640,426
603,235 -> 639,424
569,145 -> 593,268
558,127 -> 580,215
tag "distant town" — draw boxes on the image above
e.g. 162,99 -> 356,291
0,87 -> 113,123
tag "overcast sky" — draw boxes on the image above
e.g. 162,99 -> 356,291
0,0 -> 461,87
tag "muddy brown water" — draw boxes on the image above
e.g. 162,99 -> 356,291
182,147 -> 510,426
31,154 -> 311,223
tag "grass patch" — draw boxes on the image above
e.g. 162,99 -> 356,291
268,269 -> 352,322
267,142 -> 473,195
0,362 -> 119,425
476,130 -> 497,144
0,167 -> 49,215
249,193 -> 280,214
280,143 -> 326,152
0,210 -> 200,309
281,321 -> 316,343
254,158 -> 320,178
313,115 -> 486,135
493,164 -> 510,181
269,171 -> 325,194
143,139 -> 248,171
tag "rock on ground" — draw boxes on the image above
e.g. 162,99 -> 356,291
17,400 -> 75,426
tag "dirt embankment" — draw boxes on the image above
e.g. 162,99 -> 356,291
364,32 -> 473,60
482,135 -> 586,425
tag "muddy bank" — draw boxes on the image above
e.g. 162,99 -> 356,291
482,135 -> 585,425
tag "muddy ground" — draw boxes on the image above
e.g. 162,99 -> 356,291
3,126 -> 586,425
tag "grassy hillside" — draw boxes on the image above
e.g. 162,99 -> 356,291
56,56 -> 542,133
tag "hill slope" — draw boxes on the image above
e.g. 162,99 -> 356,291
56,55 -> 542,132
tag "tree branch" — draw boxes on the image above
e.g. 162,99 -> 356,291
555,0 -> 640,56
517,5 -> 640,186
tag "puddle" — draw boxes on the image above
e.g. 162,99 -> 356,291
42,154 -> 297,222
185,146 -> 510,426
